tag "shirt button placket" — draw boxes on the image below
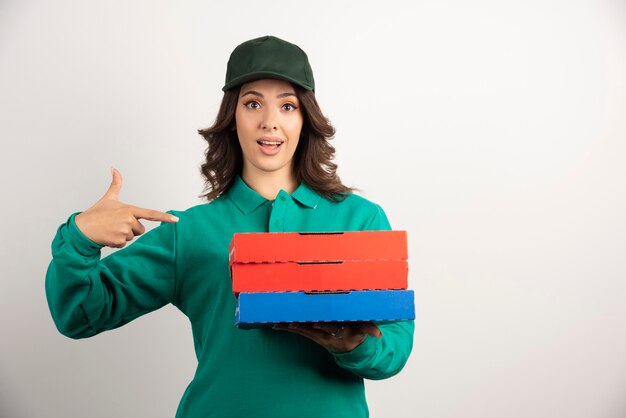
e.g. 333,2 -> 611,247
269,192 -> 288,232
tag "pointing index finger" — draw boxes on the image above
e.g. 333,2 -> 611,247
131,206 -> 179,223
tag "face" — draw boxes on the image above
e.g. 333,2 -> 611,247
235,78 -> 303,182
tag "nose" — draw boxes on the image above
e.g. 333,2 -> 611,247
260,107 -> 279,131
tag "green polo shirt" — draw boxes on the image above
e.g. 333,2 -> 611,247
46,176 -> 414,418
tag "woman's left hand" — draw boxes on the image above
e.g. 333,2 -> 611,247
272,321 -> 382,353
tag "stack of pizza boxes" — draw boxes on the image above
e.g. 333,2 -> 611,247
229,231 -> 415,328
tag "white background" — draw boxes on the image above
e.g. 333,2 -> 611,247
1,1 -> 625,417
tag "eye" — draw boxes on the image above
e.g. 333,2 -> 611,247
244,101 -> 261,110
282,103 -> 298,111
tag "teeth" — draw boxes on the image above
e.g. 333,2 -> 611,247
259,141 -> 282,145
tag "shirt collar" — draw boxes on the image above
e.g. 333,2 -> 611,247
227,176 -> 322,215
291,181 -> 321,209
227,176 -> 268,215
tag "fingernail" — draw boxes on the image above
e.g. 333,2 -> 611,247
170,216 -> 179,222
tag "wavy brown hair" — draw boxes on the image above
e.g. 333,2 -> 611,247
198,84 -> 353,202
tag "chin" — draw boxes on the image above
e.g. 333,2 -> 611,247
251,160 -> 291,174
258,165 -> 287,173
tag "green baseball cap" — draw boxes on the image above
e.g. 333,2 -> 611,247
222,35 -> 315,92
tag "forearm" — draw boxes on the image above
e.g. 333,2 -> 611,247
332,320 -> 414,380
46,213 -> 107,338
45,212 -> 177,339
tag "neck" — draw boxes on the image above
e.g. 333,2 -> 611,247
241,166 -> 298,200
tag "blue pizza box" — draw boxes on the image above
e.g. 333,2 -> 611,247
235,290 -> 415,328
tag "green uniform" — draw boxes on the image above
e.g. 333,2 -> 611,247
46,176 -> 414,418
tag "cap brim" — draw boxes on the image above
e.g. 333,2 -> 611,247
222,71 -> 314,92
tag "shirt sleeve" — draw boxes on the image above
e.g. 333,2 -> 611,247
45,212 -> 178,339
332,203 -> 415,380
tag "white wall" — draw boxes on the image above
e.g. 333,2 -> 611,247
1,1 -> 625,417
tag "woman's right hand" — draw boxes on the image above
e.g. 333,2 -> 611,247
74,168 -> 179,248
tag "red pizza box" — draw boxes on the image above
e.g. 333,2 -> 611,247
229,231 -> 408,294
231,259 -> 407,294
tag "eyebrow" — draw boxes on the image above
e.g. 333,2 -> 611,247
240,90 -> 297,99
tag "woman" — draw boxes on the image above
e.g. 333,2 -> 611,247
46,35 -> 414,418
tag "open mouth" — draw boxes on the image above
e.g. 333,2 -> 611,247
256,139 -> 284,151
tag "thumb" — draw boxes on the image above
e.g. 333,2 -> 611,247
357,322 -> 382,338
103,167 -> 123,200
